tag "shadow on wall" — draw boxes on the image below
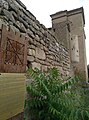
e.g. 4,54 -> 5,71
27,60 -> 32,69
87,65 -> 89,80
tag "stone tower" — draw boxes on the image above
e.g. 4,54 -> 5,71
50,7 -> 88,80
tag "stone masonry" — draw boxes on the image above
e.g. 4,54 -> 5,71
0,0 -> 70,78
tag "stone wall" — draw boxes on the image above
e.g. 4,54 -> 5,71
51,21 -> 68,49
0,0 -> 70,78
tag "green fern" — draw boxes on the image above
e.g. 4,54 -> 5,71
25,68 -> 89,120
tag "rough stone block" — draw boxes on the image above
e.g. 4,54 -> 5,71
2,9 -> 15,23
41,39 -> 45,45
10,25 -> 20,33
0,19 -> 9,29
58,66 -> 64,75
27,29 -> 34,38
0,19 -> 3,29
40,44 -> 44,50
33,23 -> 39,30
11,11 -> 17,18
37,31 -> 43,38
28,49 -> 35,56
14,0 -> 26,9
32,62 -> 41,70
20,23 -> 26,32
35,47 -> 46,60
3,0 -> 9,10
33,39 -> 37,46
35,58 -> 44,65
36,41 -> 41,47
19,17 -> 28,28
46,58 -> 53,64
41,65 -> 48,72
27,56 -> 35,62
28,37 -> 34,44
30,45 -> 35,49
35,35 -> 40,41
46,55 -> 53,60
43,46 -> 48,52
44,61 -> 51,66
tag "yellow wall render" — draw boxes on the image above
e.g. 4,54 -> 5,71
0,73 -> 26,120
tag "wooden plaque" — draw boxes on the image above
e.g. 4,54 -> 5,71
0,25 -> 28,73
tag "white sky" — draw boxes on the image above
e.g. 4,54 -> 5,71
21,0 -> 89,65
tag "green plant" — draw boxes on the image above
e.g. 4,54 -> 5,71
24,68 -> 89,120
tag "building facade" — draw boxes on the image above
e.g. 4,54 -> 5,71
50,7 -> 88,80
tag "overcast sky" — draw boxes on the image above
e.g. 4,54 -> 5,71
21,0 -> 89,65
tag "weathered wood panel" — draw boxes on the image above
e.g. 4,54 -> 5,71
0,73 -> 26,120
0,25 -> 28,73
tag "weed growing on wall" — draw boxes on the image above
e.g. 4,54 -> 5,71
24,68 -> 89,120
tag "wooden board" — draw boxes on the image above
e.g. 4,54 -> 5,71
0,73 -> 26,120
0,25 -> 28,73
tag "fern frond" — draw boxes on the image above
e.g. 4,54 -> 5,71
27,85 -> 42,97
48,105 -> 61,117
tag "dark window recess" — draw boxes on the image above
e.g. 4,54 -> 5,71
53,28 -> 55,32
71,38 -> 73,40
27,60 -> 32,68
67,23 -> 70,32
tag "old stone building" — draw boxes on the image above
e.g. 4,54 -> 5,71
0,0 -> 88,119
50,7 -> 88,80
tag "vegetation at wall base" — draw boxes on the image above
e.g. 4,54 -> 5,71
24,68 -> 89,120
